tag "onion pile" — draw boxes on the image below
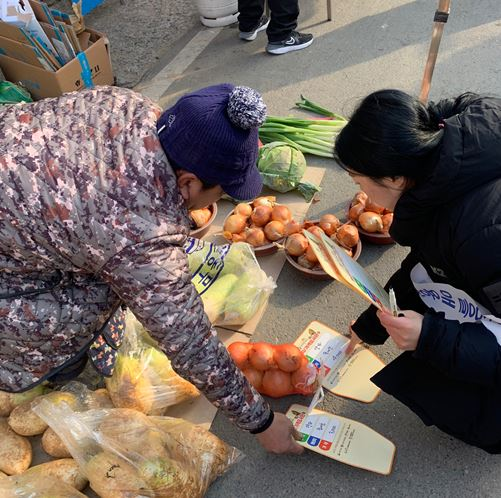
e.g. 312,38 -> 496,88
189,206 -> 213,229
223,197 -> 298,248
349,191 -> 393,234
284,214 -> 360,272
227,341 -> 319,398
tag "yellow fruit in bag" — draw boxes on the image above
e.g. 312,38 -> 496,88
22,458 -> 88,491
105,355 -> 154,413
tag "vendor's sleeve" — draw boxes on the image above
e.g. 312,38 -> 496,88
99,236 -> 271,432
352,250 -> 426,344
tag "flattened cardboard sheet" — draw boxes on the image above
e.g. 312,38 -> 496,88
165,328 -> 250,429
286,403 -> 396,475
295,321 -> 384,403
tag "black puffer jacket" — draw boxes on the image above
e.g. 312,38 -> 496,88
352,96 -> 501,452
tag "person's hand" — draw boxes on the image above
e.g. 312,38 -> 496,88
377,309 -> 424,351
345,320 -> 361,355
255,413 -> 304,455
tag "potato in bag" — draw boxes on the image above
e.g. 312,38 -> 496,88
85,451 -> 150,498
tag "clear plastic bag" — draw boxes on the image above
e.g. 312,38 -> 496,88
32,402 -> 243,498
0,474 -> 86,498
104,313 -> 199,415
185,237 -> 276,325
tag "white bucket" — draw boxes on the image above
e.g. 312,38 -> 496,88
195,0 -> 238,19
200,12 -> 239,27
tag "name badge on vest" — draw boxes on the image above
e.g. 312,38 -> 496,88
410,263 -> 501,346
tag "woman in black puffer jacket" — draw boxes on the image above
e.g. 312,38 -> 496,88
335,90 -> 501,453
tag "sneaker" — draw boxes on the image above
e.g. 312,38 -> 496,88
266,31 -> 314,55
239,15 -> 270,41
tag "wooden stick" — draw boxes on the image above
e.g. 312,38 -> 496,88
419,0 -> 452,103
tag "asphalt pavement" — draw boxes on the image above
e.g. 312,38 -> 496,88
79,0 -> 501,496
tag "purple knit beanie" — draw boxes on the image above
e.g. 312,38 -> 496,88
157,83 -> 266,201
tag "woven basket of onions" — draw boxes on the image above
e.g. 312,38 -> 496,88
284,214 -> 362,280
222,196 -> 300,256
348,191 -> 394,245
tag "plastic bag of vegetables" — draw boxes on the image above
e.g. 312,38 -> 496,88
257,142 -> 321,202
32,402 -> 243,498
185,237 -> 276,326
104,312 -> 199,415
0,474 -> 86,498
8,381 -> 113,438
227,342 -> 321,398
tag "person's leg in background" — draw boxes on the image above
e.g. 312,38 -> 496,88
238,0 -> 270,41
266,0 -> 313,54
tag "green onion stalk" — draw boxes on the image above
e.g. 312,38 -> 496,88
259,113 -> 347,158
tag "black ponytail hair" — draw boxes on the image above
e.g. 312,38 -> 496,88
334,89 -> 481,182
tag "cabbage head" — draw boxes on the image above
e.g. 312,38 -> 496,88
257,142 -> 320,201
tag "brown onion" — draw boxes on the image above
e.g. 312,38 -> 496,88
365,198 -> 385,214
190,208 -> 212,228
264,220 -> 286,241
284,220 -> 301,236
234,203 -> 252,217
353,191 -> 368,205
224,214 -> 247,234
359,211 -> 384,233
261,369 -> 293,398
285,233 -> 308,256
305,245 -> 318,263
297,254 -> 315,269
319,214 -> 340,236
242,368 -> 264,390
251,205 -> 272,227
232,232 -> 247,243
307,225 -> 325,239
253,196 -> 276,208
245,227 -> 267,247
382,212 -> 393,233
348,203 -> 365,222
271,205 -> 292,224
335,224 -> 359,248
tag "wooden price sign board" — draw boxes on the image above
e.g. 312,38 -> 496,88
286,404 -> 396,475
295,321 -> 384,403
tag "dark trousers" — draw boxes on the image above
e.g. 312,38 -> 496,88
238,0 -> 299,42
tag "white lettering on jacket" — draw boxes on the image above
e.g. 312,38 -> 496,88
411,263 -> 501,346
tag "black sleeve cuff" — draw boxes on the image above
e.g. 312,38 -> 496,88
249,410 -> 275,434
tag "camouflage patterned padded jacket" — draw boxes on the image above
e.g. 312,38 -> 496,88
0,86 -> 270,431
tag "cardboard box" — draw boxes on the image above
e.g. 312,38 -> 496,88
0,28 -> 113,100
